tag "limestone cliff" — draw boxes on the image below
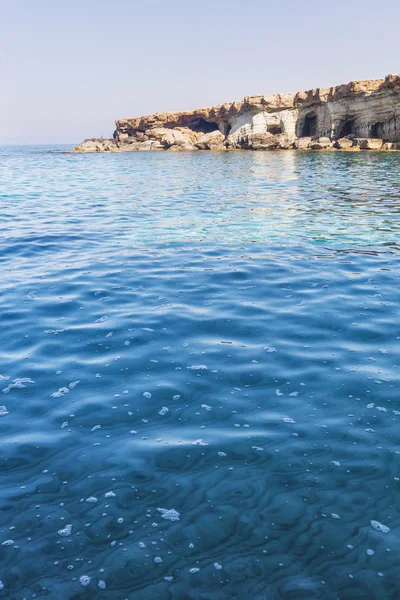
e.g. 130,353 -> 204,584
73,74 -> 400,152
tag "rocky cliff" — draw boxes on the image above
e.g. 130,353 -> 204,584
73,74 -> 400,152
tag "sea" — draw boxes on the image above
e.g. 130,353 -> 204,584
0,145 -> 400,599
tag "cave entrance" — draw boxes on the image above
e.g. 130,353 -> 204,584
339,119 -> 355,137
370,122 -> 384,138
267,124 -> 283,135
219,122 -> 231,136
187,118 -> 219,134
301,114 -> 317,138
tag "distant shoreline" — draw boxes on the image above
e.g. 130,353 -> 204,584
73,74 -> 400,153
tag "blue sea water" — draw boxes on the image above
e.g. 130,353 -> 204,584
0,145 -> 400,599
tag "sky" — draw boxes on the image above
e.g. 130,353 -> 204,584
1,0 -> 399,144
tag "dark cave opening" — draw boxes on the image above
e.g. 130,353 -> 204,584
300,114 -> 317,138
186,118 -> 219,134
339,119 -> 355,137
267,124 -> 283,135
370,122 -> 384,138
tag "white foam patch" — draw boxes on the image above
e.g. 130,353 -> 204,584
58,524 -> 72,537
3,378 -> 34,394
79,575 -> 91,587
370,520 -> 390,533
51,387 -> 69,398
44,329 -> 65,335
157,508 -> 180,522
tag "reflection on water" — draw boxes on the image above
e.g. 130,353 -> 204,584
0,147 -> 400,599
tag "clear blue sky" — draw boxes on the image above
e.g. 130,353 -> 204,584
1,0 -> 399,144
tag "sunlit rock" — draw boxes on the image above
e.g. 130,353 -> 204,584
73,74 -> 400,153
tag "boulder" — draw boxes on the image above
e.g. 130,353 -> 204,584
293,137 -> 312,149
354,138 -> 383,150
145,127 -> 195,149
242,132 -> 280,150
167,144 -> 196,151
195,130 -> 225,150
310,137 -> 332,150
275,135 -> 292,149
382,142 -> 396,151
334,137 -> 354,149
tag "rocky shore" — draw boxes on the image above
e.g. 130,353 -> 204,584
73,74 -> 400,153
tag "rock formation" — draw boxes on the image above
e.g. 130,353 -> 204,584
73,74 -> 400,152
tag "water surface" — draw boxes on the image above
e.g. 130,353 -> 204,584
1,147 -> 400,599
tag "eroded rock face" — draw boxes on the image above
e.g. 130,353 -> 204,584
145,127 -> 196,149
73,74 -> 400,153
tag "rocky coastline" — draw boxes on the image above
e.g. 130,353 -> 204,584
73,74 -> 400,153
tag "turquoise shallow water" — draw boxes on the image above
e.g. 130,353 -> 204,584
1,146 -> 400,599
